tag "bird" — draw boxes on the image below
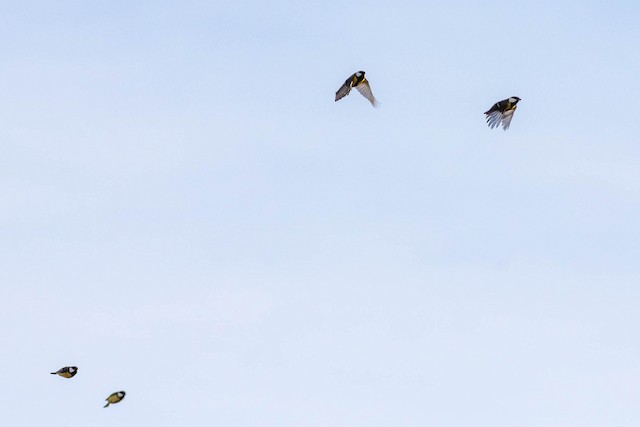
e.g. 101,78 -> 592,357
335,71 -> 379,107
104,391 -> 126,408
484,96 -> 521,130
50,366 -> 78,378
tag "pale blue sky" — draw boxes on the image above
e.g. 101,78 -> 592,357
2,1 -> 640,426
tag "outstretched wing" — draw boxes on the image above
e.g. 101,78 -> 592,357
485,110 -> 503,129
335,81 -> 352,101
500,109 -> 516,130
355,79 -> 379,107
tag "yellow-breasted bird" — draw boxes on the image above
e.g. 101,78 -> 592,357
51,366 -> 78,378
335,71 -> 379,107
104,391 -> 126,408
485,96 -> 521,130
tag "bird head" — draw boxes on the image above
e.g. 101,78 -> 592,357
356,71 -> 365,77
69,366 -> 78,372
509,96 -> 521,104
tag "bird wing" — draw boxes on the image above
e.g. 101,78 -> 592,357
485,110 -> 503,129
335,81 -> 352,101
484,100 -> 506,115
500,109 -> 515,130
355,79 -> 379,107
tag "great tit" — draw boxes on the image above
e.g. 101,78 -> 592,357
50,366 -> 78,378
485,96 -> 521,130
104,391 -> 126,408
335,71 -> 379,107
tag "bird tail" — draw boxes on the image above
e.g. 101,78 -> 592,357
50,372 -> 57,375
104,402 -> 110,408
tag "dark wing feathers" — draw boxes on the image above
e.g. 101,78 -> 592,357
335,81 -> 352,101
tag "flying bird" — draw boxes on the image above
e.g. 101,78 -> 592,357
104,391 -> 126,408
51,366 -> 78,378
485,96 -> 521,130
335,71 -> 379,107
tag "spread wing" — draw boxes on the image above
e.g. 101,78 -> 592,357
500,109 -> 516,130
355,79 -> 379,107
485,110 -> 503,129
485,109 -> 516,130
335,81 -> 352,101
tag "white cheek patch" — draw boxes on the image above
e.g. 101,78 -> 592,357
509,97 -> 517,103
356,72 -> 363,77
69,367 -> 76,372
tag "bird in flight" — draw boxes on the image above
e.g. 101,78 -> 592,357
485,96 -> 521,130
335,71 -> 379,107
51,366 -> 78,378
104,391 -> 126,408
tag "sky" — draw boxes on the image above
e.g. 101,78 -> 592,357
2,0 -> 640,426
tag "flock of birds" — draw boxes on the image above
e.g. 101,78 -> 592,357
336,71 -> 522,130
46,71 -> 520,413
51,366 -> 125,408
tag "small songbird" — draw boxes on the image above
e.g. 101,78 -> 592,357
50,366 -> 78,378
485,96 -> 521,130
104,391 -> 126,408
335,71 -> 379,107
